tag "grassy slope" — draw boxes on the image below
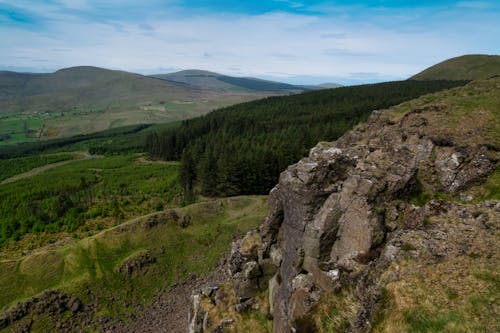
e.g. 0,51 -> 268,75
0,153 -> 76,182
0,195 -> 267,314
388,76 -> 500,148
307,77 -> 500,332
411,54 -> 500,81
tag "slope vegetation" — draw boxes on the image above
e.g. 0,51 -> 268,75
0,196 -> 267,332
411,54 -> 500,80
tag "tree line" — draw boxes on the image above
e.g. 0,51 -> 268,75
145,80 -> 467,198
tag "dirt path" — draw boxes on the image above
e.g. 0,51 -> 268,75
0,152 -> 97,185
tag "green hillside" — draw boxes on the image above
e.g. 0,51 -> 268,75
151,69 -> 310,92
0,195 -> 267,330
411,54 -> 500,81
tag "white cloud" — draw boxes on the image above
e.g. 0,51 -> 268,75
1,4 -> 499,84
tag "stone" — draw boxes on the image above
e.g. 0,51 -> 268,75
243,261 -> 261,279
67,296 -> 81,313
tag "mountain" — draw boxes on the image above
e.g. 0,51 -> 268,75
150,69 -> 311,93
411,54 -> 500,80
312,82 -> 343,89
190,76 -> 500,332
0,66 -> 203,108
0,67 -> 300,145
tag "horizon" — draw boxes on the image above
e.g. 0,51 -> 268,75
1,1 -> 500,85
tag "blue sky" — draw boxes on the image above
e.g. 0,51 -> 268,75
1,0 -> 499,84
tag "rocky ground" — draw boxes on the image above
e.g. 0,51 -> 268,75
110,258 -> 228,333
0,257 -> 227,333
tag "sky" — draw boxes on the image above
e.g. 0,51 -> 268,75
0,0 -> 499,85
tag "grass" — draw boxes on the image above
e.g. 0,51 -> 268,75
0,195 -> 268,320
309,287 -> 360,333
200,282 -> 272,333
387,77 -> 500,149
411,55 -> 500,81
468,166 -> 500,201
372,256 -> 500,333
404,309 -> 464,333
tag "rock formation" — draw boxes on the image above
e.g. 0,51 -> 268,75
189,78 -> 499,332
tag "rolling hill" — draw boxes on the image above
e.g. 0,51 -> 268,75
0,67 -> 306,145
411,54 -> 500,80
150,69 -> 311,92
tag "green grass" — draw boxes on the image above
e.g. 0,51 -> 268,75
0,196 -> 267,324
404,309 -> 464,333
388,77 -> 500,149
0,114 -> 43,145
469,167 -> 500,201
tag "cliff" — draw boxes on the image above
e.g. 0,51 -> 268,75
189,77 -> 499,333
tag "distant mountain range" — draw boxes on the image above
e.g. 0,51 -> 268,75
0,67 -> 327,144
1,54 -> 498,145
150,69 -> 325,92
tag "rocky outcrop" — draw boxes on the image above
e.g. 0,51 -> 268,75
115,251 -> 156,278
0,290 -> 80,330
208,96 -> 499,332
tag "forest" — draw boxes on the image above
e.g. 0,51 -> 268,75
0,154 -> 181,246
145,80 -> 468,197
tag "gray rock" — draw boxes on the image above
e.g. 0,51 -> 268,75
243,261 -> 261,279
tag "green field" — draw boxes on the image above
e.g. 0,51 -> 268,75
411,54 -> 500,81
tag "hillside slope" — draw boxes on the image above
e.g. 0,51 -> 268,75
0,196 -> 268,332
0,66 -> 202,107
151,69 -> 310,93
411,54 -> 500,80
189,77 -> 500,332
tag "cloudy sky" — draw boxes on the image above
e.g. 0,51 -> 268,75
1,0 -> 499,84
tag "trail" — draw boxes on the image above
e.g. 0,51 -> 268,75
0,152 -> 97,185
